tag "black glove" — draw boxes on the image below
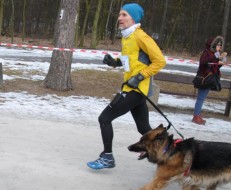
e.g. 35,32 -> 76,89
127,73 -> 144,89
103,54 -> 122,67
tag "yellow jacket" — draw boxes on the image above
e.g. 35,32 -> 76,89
121,27 -> 166,96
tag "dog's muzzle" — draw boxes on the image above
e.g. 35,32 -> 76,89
128,145 -> 148,160
138,152 -> 148,160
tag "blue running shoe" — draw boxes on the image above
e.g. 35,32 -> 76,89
87,153 -> 115,169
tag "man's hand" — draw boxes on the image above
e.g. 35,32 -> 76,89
103,54 -> 116,66
103,54 -> 122,67
127,73 -> 144,89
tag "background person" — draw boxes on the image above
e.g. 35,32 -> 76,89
192,36 -> 227,125
87,3 -> 166,170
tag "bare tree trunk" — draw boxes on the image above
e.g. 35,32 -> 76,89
0,0 -> 4,36
222,0 -> 231,47
9,0 -> 14,43
22,0 -> 26,41
190,0 -> 203,55
42,0 -> 78,91
159,0 -> 168,46
164,0 -> 183,50
112,0 -> 123,44
104,0 -> 113,40
91,0 -> 103,48
79,0 -> 92,47
74,1 -> 79,47
0,63 -> 3,88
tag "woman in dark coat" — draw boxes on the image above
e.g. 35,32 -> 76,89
192,36 -> 227,125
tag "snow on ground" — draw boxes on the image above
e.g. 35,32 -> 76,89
0,47 -> 231,190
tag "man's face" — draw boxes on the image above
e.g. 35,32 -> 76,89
118,10 -> 135,30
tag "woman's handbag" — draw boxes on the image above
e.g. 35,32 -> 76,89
192,72 -> 221,91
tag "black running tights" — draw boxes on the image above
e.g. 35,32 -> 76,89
98,90 -> 152,153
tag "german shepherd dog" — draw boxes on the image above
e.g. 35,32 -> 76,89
128,124 -> 231,190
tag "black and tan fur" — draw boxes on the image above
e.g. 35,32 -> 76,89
128,124 -> 231,190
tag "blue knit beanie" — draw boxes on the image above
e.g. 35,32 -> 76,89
121,3 -> 144,23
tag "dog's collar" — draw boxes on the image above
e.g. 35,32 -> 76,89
163,142 -> 170,153
174,139 -> 183,147
163,139 -> 182,154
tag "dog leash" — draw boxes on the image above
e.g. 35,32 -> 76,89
137,87 -> 184,139
122,82 -> 184,139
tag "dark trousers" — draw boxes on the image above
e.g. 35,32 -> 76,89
98,90 -> 152,153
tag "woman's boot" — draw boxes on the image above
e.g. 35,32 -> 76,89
192,115 -> 206,125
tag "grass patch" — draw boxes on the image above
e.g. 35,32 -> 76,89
1,69 -> 229,100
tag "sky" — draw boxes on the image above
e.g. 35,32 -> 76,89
0,47 -> 231,190
0,46 -> 231,138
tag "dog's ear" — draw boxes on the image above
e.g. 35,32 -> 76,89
157,124 -> 163,128
168,134 -> 174,144
168,134 -> 174,140
155,128 -> 168,141
157,124 -> 165,129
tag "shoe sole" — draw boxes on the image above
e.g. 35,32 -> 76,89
192,120 -> 205,125
87,163 -> 115,170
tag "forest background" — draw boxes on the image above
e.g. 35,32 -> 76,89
0,0 -> 231,57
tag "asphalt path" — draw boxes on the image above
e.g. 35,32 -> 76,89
1,55 -> 231,76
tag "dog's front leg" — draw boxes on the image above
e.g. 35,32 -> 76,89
206,184 -> 217,190
182,184 -> 200,190
139,178 -> 167,190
